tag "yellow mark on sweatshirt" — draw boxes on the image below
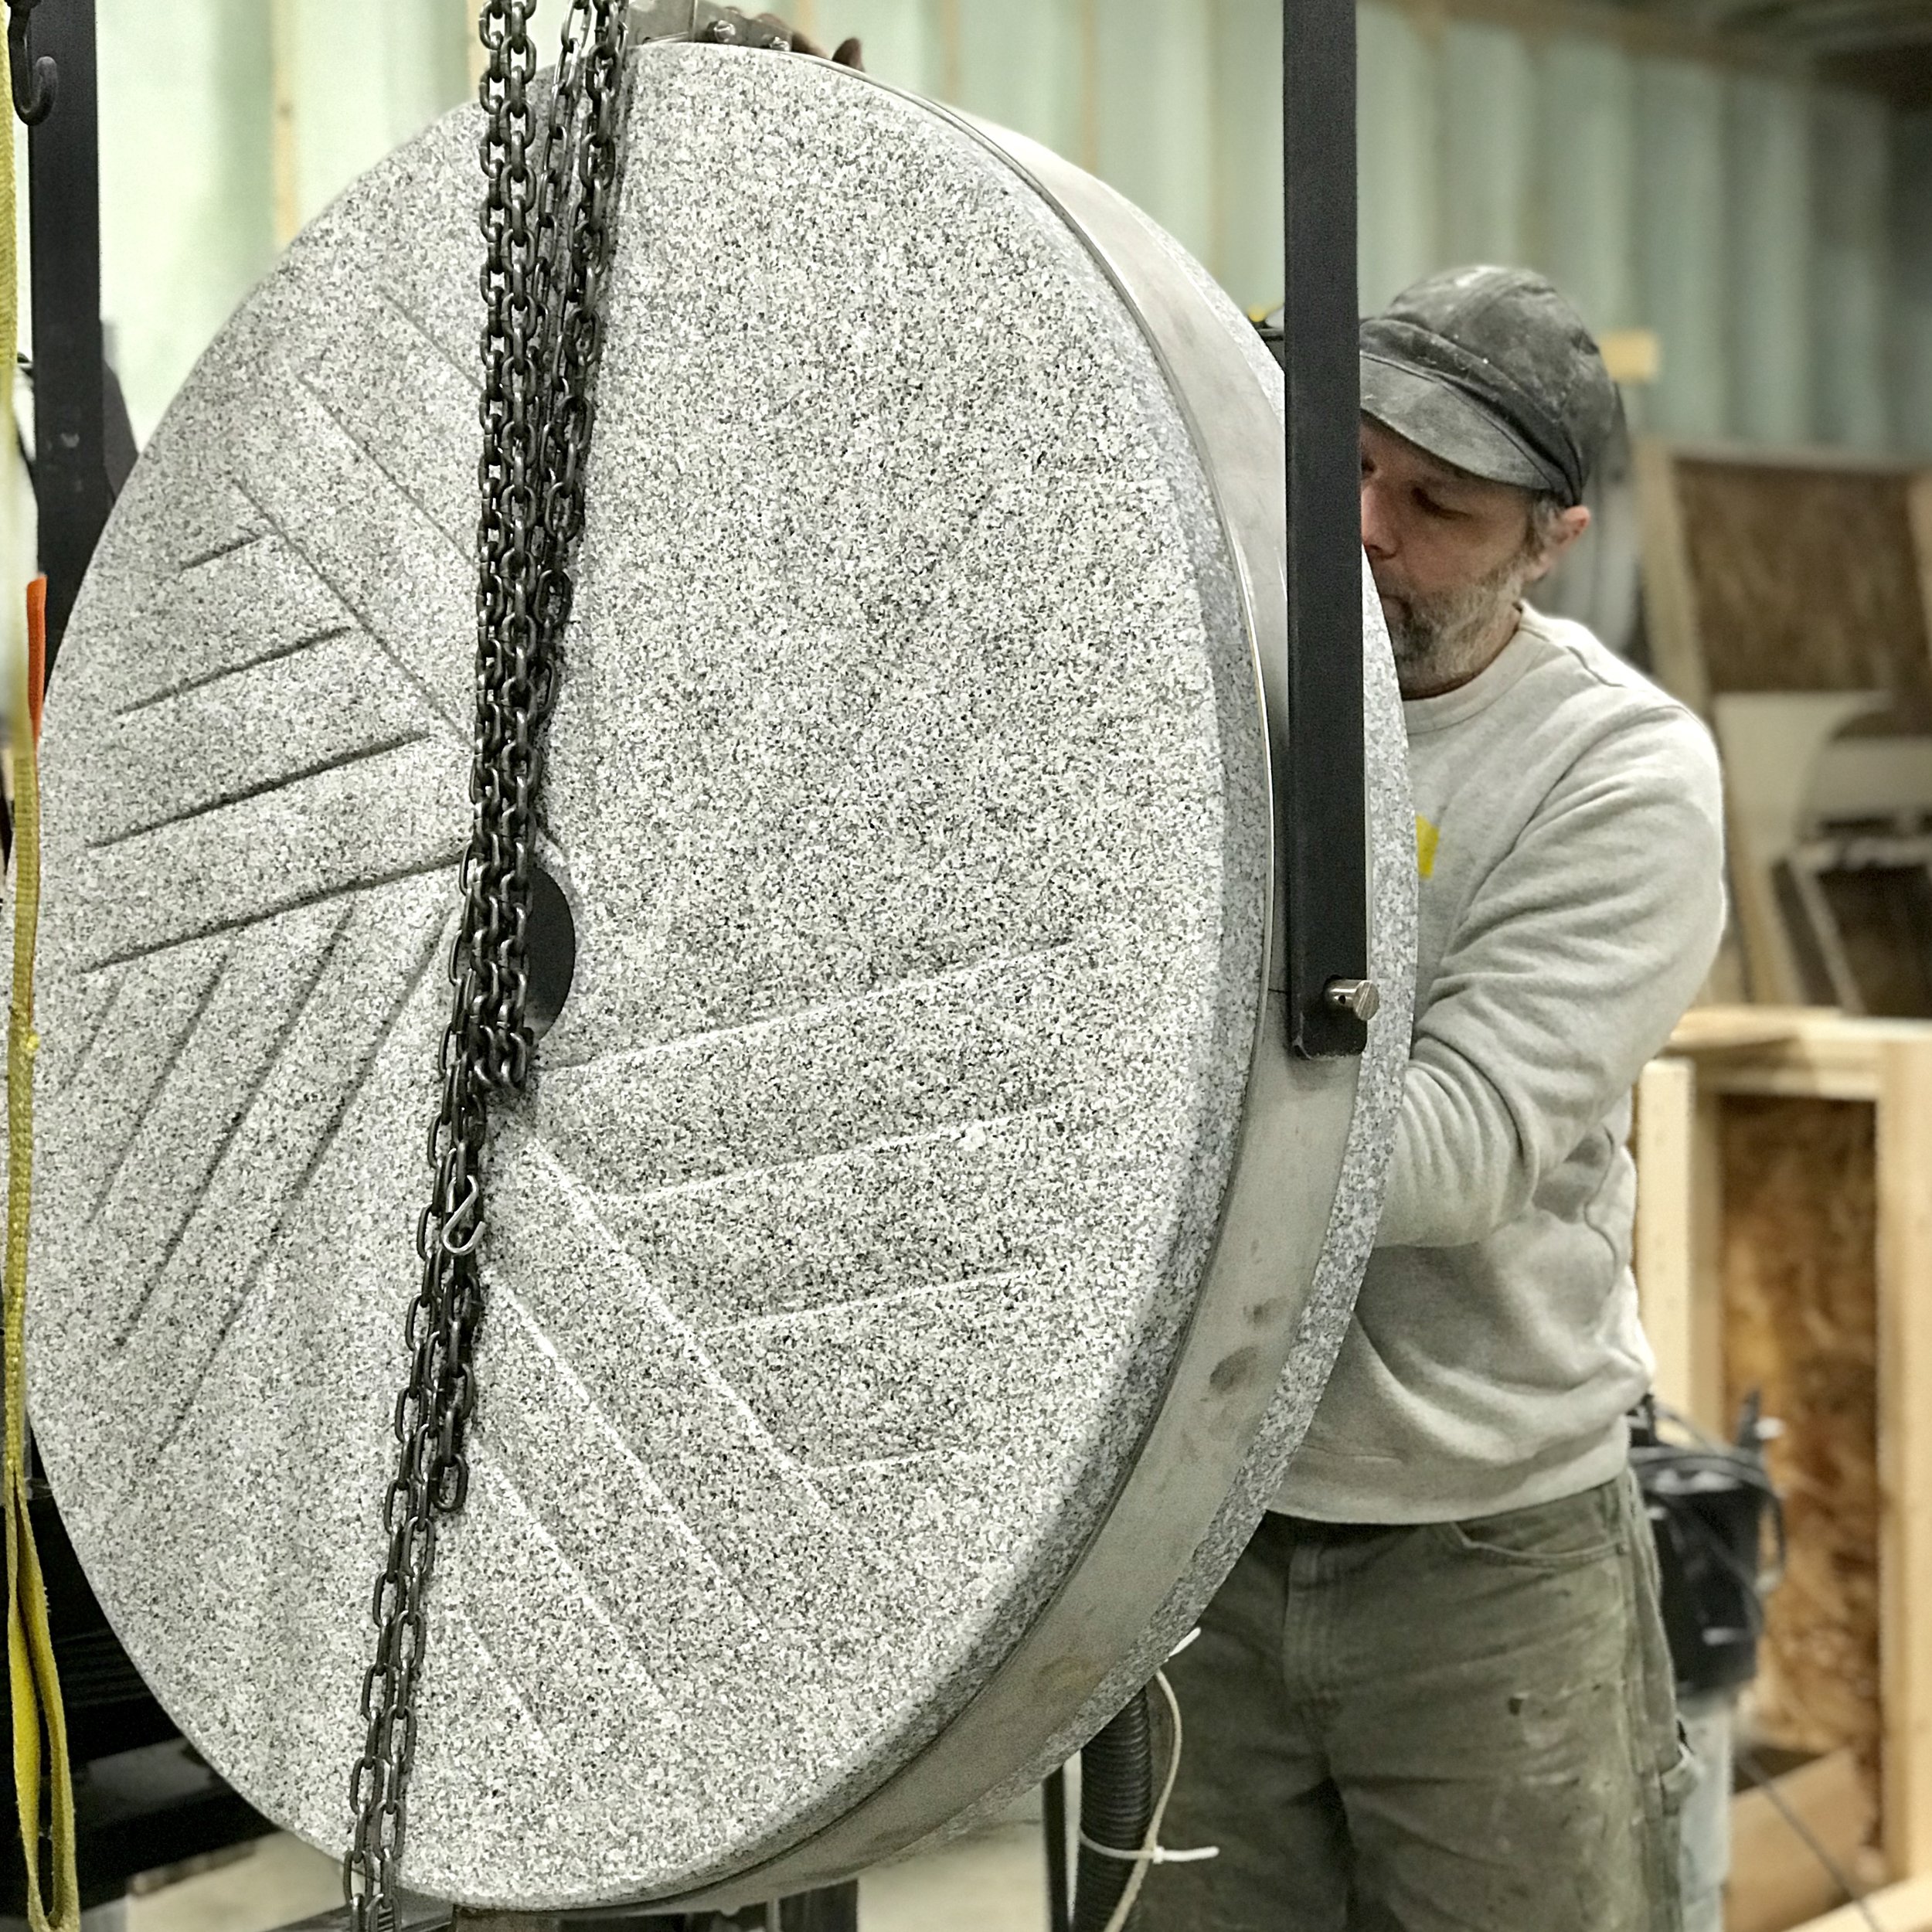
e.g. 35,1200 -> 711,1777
1417,815 -> 1440,879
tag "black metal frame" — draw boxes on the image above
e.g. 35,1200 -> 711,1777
22,0 -> 128,682
1043,1767 -> 1069,1931
0,1740 -> 274,1917
1281,0 -> 1368,1059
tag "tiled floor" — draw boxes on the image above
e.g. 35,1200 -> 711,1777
121,1819 -> 1049,1932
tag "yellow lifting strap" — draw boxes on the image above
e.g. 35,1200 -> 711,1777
0,100 -> 80,1932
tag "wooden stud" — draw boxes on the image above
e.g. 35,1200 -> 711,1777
1076,0 -> 1099,175
1791,1873 -> 1932,1932
464,0 -> 488,96
1688,1083 -> 1726,1431
270,0 -> 302,250
1597,328 -> 1661,386
1634,1057 -> 1697,1414
1631,440 -> 1753,999
1879,1035 -> 1932,1879
1633,434 -> 1710,716
934,0 -> 961,101
1726,804 -> 1805,1005
1668,1006 -> 1817,1055
1906,471 -> 1932,703
1632,1058 -> 1728,1433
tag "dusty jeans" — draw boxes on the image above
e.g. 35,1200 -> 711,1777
1136,1473 -> 1693,1932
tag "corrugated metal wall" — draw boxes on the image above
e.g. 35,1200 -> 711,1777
88,0 -> 1932,457
1355,5 -> 1930,454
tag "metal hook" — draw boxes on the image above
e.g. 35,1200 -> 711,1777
7,1 -> 55,128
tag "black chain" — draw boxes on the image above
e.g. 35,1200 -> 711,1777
344,5 -> 628,1925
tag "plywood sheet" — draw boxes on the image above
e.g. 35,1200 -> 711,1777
1672,461 -> 1932,731
1722,1097 -> 1883,1815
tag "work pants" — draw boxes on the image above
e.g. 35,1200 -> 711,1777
1135,1472 -> 1693,1932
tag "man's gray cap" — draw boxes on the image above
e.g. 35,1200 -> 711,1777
1359,267 -> 1617,507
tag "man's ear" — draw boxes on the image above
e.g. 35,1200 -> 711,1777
1525,504 -> 1591,584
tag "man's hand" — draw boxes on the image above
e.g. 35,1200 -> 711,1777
745,12 -> 865,66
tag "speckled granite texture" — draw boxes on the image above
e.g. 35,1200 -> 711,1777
21,44 -> 1409,1913
910,131 -> 1417,1835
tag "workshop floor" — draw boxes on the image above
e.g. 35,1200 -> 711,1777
121,1815 -> 1049,1932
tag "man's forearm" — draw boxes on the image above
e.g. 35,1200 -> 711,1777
1379,719 -> 1725,1250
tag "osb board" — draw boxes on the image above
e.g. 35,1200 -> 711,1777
1723,1097 -> 1882,1819
1672,461 -> 1932,732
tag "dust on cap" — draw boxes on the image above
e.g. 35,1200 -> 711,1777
1359,266 -> 1617,508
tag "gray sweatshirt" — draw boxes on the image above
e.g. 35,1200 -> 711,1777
1277,605 -> 1726,1524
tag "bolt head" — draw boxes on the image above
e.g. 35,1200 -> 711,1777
1324,978 -> 1381,1023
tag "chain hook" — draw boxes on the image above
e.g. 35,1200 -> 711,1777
6,0 -> 54,128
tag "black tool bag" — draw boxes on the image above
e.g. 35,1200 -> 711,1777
1630,1394 -> 1786,1699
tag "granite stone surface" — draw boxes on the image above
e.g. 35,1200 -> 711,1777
20,45 -> 1410,1911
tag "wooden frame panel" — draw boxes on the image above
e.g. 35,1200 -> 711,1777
1635,1011 -> 1932,1923
1880,1037 -> 1932,1879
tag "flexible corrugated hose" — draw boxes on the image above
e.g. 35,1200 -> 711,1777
1073,1689 -> 1155,1932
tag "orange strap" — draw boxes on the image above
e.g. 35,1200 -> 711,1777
25,580 -> 42,745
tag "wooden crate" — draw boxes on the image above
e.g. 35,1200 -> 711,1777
1634,443 -> 1932,1010
1634,440 -> 1932,729
1635,1008 -> 1932,1931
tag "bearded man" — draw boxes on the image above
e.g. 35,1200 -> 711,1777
1140,268 -> 1727,1932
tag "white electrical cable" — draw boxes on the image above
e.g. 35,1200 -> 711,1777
1078,1630 -> 1221,1932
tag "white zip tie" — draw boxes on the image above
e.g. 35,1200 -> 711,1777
1077,1833 -> 1220,1865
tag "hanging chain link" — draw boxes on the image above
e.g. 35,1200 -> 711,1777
344,5 -> 629,1926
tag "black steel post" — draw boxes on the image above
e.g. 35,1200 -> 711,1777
25,0 -> 125,682
1043,1768 -> 1070,1932
1282,0 -> 1369,1059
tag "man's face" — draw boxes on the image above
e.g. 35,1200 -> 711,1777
1359,418 -> 1571,699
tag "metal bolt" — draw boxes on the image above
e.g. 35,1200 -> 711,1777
1324,978 -> 1381,1023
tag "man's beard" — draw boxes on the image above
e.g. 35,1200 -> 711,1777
1376,548 -> 1530,699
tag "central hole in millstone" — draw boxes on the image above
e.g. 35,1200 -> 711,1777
525,860 -> 577,1043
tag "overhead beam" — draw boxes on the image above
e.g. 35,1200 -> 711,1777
1369,0 -> 1808,77
1699,0 -> 1932,43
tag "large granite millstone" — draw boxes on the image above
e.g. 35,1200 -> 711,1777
22,43 -> 1413,1914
